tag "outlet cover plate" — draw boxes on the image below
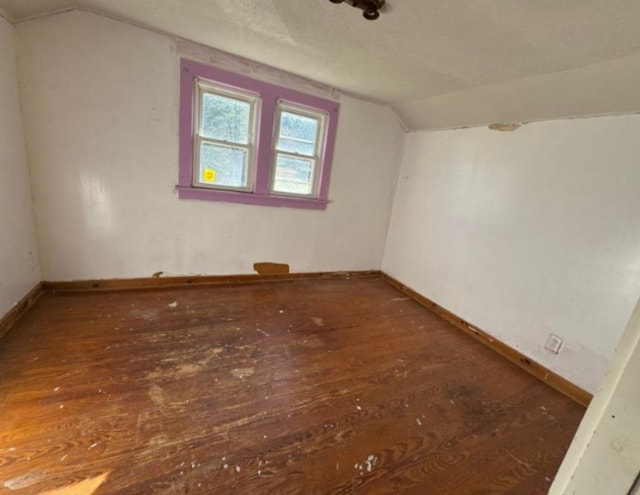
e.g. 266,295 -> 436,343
545,333 -> 563,354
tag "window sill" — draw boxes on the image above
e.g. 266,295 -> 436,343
175,186 -> 329,210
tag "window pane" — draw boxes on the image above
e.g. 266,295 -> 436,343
201,92 -> 251,144
199,142 -> 248,188
276,111 -> 319,156
272,153 -> 315,196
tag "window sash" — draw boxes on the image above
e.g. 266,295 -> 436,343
193,80 -> 259,192
270,102 -> 327,198
271,152 -> 319,198
193,138 -> 252,192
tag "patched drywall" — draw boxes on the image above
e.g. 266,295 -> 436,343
253,263 -> 290,275
0,17 -> 40,318
382,115 -> 640,393
16,10 -> 405,280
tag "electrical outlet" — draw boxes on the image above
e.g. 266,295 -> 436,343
545,334 -> 563,354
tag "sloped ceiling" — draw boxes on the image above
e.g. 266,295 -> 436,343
2,0 -> 640,130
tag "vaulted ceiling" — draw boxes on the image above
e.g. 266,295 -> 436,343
2,0 -> 640,130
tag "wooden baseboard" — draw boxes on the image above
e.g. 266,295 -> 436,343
381,272 -> 592,408
0,283 -> 43,340
42,270 -> 381,293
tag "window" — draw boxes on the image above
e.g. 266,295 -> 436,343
272,104 -> 325,197
194,83 -> 257,191
177,59 -> 340,210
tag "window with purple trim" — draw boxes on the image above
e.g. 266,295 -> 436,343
177,59 -> 339,210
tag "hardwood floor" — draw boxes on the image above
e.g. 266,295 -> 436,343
0,278 -> 584,494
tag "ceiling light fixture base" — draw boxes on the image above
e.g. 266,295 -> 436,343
328,0 -> 386,21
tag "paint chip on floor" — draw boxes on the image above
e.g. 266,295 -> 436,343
365,454 -> 378,472
231,368 -> 255,379
354,454 -> 378,474
4,471 -> 47,490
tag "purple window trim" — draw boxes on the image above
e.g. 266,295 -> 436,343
176,186 -> 329,210
178,58 -> 339,210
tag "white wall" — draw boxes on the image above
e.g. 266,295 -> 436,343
0,17 -> 40,318
382,116 -> 640,393
16,10 -> 405,281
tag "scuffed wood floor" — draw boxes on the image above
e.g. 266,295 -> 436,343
0,278 -> 584,494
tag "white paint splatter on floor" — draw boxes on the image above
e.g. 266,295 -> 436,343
354,454 -> 379,475
4,472 -> 46,490
231,368 -> 255,379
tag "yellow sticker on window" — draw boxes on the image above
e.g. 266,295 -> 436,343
203,169 -> 216,183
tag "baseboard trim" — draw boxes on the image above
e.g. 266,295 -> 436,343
0,283 -> 43,340
42,270 -> 381,293
381,272 -> 592,408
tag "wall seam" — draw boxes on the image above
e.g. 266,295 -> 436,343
378,128 -> 409,271
12,20 -> 44,281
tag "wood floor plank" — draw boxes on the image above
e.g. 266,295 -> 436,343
0,279 -> 584,494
